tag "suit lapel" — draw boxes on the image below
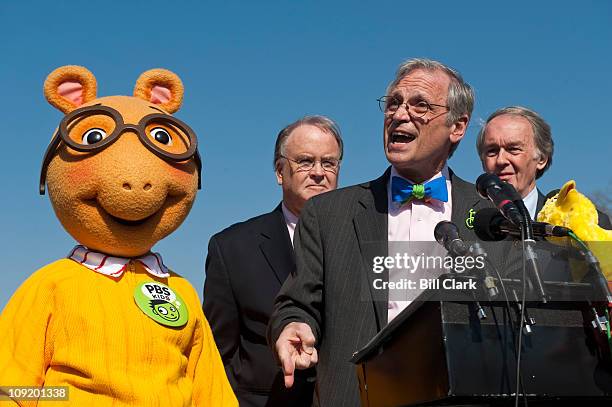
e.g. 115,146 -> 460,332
259,204 -> 295,285
536,189 -> 546,217
449,169 -> 483,239
353,169 -> 390,329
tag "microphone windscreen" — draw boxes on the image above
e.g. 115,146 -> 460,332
475,173 -> 501,199
474,207 -> 507,241
434,221 -> 459,246
500,181 -> 522,201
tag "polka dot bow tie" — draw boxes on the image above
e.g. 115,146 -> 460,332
391,175 -> 448,205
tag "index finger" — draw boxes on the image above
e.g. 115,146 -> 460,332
280,347 -> 296,388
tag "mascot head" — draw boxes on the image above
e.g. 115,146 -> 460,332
41,66 -> 201,257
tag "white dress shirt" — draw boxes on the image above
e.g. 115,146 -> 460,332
282,202 -> 299,246
522,185 -> 539,221
387,166 -> 453,322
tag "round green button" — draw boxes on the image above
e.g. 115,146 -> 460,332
134,281 -> 189,327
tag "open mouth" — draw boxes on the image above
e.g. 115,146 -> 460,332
390,132 -> 416,144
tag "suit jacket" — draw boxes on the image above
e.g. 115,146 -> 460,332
203,205 -> 314,407
268,168 -> 499,407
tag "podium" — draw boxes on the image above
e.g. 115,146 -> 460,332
351,295 -> 612,407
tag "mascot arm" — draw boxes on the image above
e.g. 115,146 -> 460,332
188,307 -> 238,406
0,270 -> 55,404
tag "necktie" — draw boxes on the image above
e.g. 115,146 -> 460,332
391,175 -> 448,205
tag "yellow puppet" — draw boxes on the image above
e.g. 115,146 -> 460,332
537,180 -> 612,280
0,66 -> 237,406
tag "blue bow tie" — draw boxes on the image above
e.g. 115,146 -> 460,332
391,176 -> 448,205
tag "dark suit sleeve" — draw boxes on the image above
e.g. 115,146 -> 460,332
267,199 -> 323,349
597,209 -> 611,229
203,235 -> 240,365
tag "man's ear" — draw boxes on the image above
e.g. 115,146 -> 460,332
275,161 -> 284,185
449,115 -> 469,144
536,153 -> 548,171
134,69 -> 184,114
44,66 -> 97,113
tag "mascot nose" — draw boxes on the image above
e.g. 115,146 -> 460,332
116,178 -> 163,205
122,182 -> 154,192
96,176 -> 167,222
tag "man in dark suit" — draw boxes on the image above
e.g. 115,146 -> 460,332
268,58 -> 494,406
203,116 -> 343,407
476,105 -> 611,225
477,106 -> 610,288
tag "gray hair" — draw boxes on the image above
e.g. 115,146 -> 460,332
386,58 -> 475,156
273,115 -> 344,169
476,106 -> 554,179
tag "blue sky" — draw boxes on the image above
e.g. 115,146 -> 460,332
1,1 -> 611,307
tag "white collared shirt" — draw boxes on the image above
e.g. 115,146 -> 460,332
281,202 -> 299,246
522,185 -> 539,221
387,165 -> 453,322
68,245 -> 170,278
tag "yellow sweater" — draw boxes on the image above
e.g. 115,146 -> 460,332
0,258 -> 237,406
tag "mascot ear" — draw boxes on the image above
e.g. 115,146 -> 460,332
44,66 -> 97,113
134,69 -> 184,114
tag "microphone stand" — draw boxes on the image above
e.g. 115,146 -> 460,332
471,242 -> 499,299
507,193 -> 542,407
469,241 -> 530,405
514,200 -> 548,304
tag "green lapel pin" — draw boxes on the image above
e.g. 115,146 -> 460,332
465,208 -> 476,229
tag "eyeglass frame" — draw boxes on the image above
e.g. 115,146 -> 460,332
279,154 -> 341,173
377,95 -> 449,118
39,104 -> 202,194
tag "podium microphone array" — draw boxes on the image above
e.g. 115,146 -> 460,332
475,173 -> 548,302
432,174 -> 612,405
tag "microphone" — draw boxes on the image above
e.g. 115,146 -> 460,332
435,221 -> 499,299
474,208 -> 572,241
501,180 -> 536,240
476,173 -> 524,227
434,221 -> 469,257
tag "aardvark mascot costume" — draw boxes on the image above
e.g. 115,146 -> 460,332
0,66 -> 237,406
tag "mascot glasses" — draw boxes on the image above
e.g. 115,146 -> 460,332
39,104 -> 202,194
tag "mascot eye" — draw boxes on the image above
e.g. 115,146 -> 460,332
158,307 -> 168,315
81,128 -> 108,145
150,127 -> 173,145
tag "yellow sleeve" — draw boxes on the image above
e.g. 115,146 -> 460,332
0,268 -> 56,406
187,296 -> 237,406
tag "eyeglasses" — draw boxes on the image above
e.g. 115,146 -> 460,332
377,96 -> 449,118
280,155 -> 340,173
39,104 -> 202,194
